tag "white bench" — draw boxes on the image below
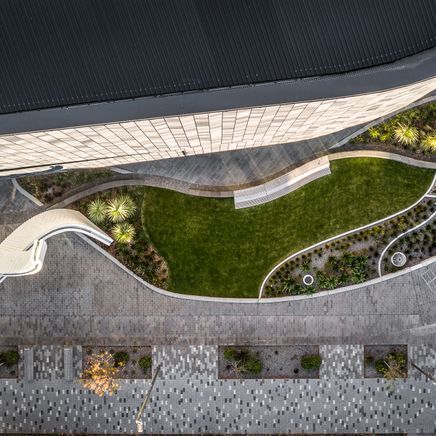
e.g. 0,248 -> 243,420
233,156 -> 331,209
63,347 -> 74,381
23,347 -> 34,382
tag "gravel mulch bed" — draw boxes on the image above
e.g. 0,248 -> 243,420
218,345 -> 320,379
83,346 -> 152,379
364,345 -> 408,378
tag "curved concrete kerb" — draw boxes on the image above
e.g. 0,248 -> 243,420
378,208 -> 436,276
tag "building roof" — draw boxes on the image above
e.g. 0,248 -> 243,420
0,0 -> 435,115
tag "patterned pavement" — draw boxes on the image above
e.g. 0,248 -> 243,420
1,344 -> 436,434
320,345 -> 364,379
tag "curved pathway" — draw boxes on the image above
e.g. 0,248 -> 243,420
54,150 -> 436,211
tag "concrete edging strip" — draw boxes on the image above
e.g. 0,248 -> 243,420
11,178 -> 43,206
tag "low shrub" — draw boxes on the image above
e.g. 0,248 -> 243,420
0,349 -> 19,366
223,347 -> 263,376
301,354 -> 322,370
375,358 -> 387,375
244,357 -> 263,375
138,355 -> 152,373
113,351 -> 129,367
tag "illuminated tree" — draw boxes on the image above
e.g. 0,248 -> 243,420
80,351 -> 121,397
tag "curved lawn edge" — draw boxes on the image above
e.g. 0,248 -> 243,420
259,171 -> 436,299
13,155 -> 436,301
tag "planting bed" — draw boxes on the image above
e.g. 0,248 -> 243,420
364,345 -> 408,379
19,168 -> 114,204
83,346 -> 152,379
218,345 -> 320,379
73,186 -> 169,289
265,197 -> 435,297
0,346 -> 19,379
351,102 -> 436,157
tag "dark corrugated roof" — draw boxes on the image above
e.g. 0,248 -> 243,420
0,0 -> 435,115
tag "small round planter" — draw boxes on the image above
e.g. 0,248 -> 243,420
303,274 -> 314,286
391,252 -> 407,267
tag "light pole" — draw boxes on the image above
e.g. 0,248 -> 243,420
411,362 -> 436,384
135,363 -> 162,433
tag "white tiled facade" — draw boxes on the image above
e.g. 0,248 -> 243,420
0,76 -> 435,174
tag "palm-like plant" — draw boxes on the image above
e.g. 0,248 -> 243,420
421,134 -> 436,153
393,123 -> 418,146
105,195 -> 136,223
87,198 -> 107,224
112,222 -> 136,244
368,127 -> 380,139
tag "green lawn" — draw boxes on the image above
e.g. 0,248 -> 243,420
141,158 -> 433,298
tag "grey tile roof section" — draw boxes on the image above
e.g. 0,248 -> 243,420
0,0 -> 435,115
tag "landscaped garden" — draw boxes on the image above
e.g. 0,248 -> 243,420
74,188 -> 169,289
20,168 -> 114,204
57,158 -> 434,297
138,158 -> 433,297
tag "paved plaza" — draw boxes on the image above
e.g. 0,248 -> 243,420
1,179 -> 436,434
1,227 -> 436,346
